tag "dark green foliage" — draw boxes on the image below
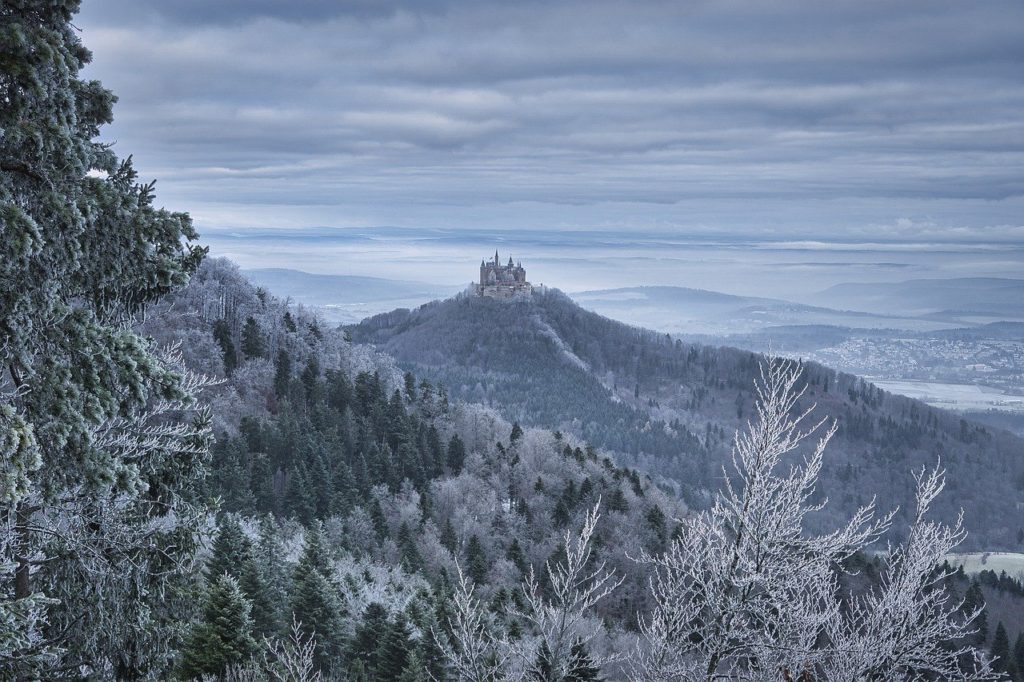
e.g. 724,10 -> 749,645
348,602 -> 389,672
1014,633 -> 1024,680
0,1 -> 209,674
291,525 -> 344,669
506,539 -> 528,576
566,639 -> 603,681
376,613 -> 414,679
207,516 -> 253,581
963,581 -> 988,645
465,535 -> 489,585
178,575 -> 257,680
608,487 -> 629,513
441,519 -> 458,554
207,342 -> 460,521
993,622 -> 1011,672
644,504 -> 668,552
530,638 -> 601,681
212,319 -> 238,374
274,349 -> 292,398
532,642 -> 556,681
241,316 -> 266,359
447,434 -> 466,474
398,522 -> 424,571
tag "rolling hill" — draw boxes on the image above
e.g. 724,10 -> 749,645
351,289 -> 1024,549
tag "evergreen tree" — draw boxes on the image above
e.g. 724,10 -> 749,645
507,539 -> 529,576
565,639 -> 603,681
239,556 -> 279,638
992,622 -> 1011,672
348,602 -> 390,672
465,535 -> 488,585
178,575 -> 257,680
207,515 -> 253,581
532,641 -> 556,681
212,318 -> 238,374
447,434 -> 467,474
291,524 -> 344,670
376,613 -> 414,679
274,348 -> 293,398
399,649 -> 430,682
398,522 -> 424,572
241,316 -> 266,359
1014,633 -> 1024,681
441,519 -> 459,554
963,581 -> 988,646
0,2 -> 209,674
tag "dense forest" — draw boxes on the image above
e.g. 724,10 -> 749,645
352,291 -> 1024,549
3,2 -> 1024,680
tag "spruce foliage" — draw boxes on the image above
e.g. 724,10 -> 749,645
178,575 -> 257,680
1,1 -> 209,675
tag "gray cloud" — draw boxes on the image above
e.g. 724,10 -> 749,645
77,0 -> 1024,240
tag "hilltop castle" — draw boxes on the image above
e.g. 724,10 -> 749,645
476,250 -> 533,298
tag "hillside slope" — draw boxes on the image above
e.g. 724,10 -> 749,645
351,289 -> 1024,549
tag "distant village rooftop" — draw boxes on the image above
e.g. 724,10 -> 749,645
476,250 -> 533,298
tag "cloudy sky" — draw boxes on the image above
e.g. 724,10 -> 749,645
76,0 -> 1024,291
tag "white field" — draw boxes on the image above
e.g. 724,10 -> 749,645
873,380 -> 1024,413
946,552 -> 1024,580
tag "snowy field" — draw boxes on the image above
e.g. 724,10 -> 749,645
946,552 -> 1024,580
872,380 -> 1024,413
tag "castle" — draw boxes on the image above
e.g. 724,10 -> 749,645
476,250 -> 533,298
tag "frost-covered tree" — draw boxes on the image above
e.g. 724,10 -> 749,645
515,502 -> 622,681
434,563 -> 514,682
1,1 -> 209,676
821,465 -> 1001,680
634,359 -> 1000,681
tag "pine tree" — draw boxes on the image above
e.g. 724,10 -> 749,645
212,318 -> 238,375
465,535 -> 488,585
239,555 -> 279,638
291,524 -> 344,670
399,649 -> 430,682
565,639 -> 603,681
1,2 -> 209,674
441,519 -> 459,554
992,622 -> 1011,672
178,575 -> 257,680
376,613 -> 414,679
1014,633 -> 1024,681
532,642 -> 556,681
207,516 -> 253,581
241,316 -> 266,359
398,522 -> 424,572
348,602 -> 390,672
447,434 -> 467,474
274,349 -> 293,398
506,539 -> 529,576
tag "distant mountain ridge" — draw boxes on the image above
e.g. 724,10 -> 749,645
351,289 -> 1024,549
812,277 -> 1024,319
242,268 -> 462,324
570,284 -> 956,335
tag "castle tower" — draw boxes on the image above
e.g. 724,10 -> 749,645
476,249 -> 533,298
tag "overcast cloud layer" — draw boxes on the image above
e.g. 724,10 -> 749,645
77,0 -> 1024,243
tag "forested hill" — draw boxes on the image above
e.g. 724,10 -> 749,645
351,289 -> 1024,550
